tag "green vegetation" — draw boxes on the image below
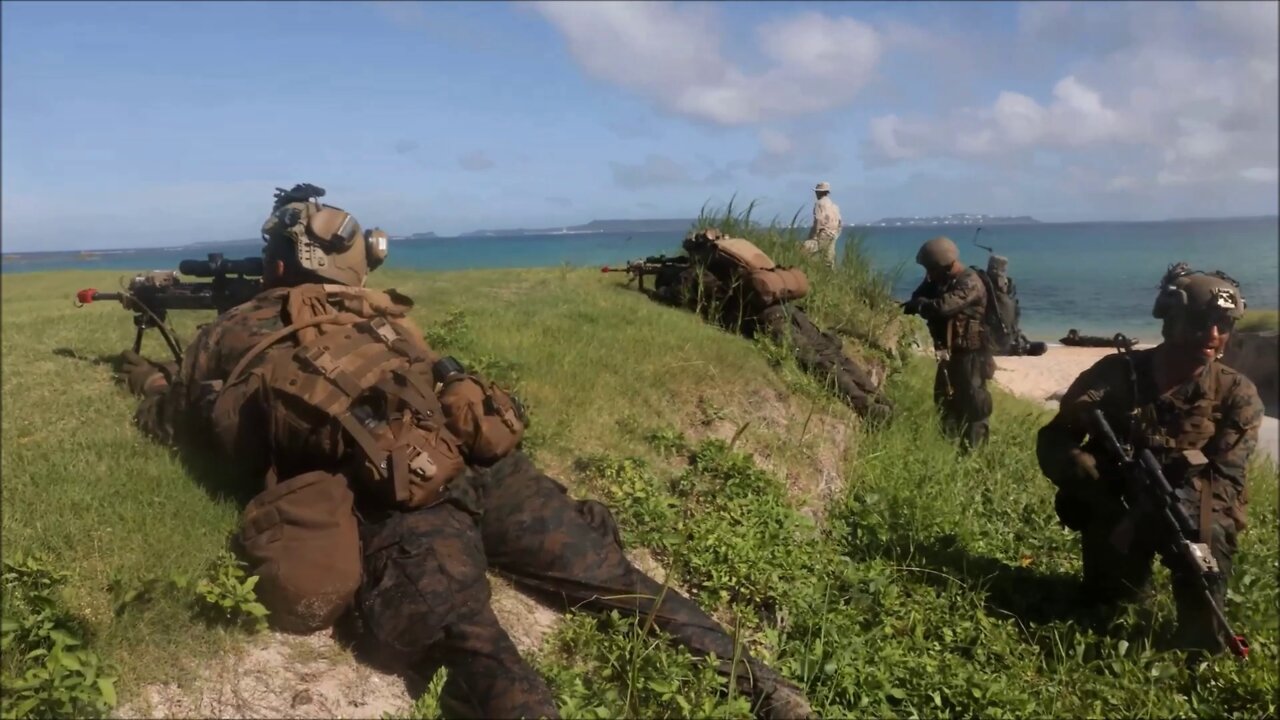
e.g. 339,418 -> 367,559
1238,308 -> 1279,333
2,209 -> 1276,716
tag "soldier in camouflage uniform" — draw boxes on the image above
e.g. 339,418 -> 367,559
1036,264 -> 1262,655
118,185 -> 813,719
651,228 -> 894,424
902,236 -> 993,450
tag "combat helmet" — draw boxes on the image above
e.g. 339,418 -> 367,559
260,183 -> 388,287
916,236 -> 959,269
1152,262 -> 1246,341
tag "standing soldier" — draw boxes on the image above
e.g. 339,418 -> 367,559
902,236 -> 993,450
116,184 -> 814,719
1036,264 -> 1261,657
803,181 -> 842,268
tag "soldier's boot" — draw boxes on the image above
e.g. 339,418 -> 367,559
1170,578 -> 1227,660
756,679 -> 816,719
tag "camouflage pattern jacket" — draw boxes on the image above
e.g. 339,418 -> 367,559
910,268 -> 988,352
1038,348 -> 1262,524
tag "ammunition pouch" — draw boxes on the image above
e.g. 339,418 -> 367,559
948,316 -> 987,352
237,469 -> 361,633
436,369 -> 526,466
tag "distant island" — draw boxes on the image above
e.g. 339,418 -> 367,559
389,232 -> 438,242
460,218 -> 695,237
862,214 -> 1041,227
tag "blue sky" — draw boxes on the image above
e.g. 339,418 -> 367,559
2,1 -> 1277,251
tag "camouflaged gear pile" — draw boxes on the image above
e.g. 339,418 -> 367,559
909,268 -> 994,450
1036,348 -> 1263,655
130,284 -> 811,719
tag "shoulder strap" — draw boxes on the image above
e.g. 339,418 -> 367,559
224,312 -> 365,390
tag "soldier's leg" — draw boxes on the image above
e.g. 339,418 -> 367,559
774,307 -> 889,420
957,351 -> 993,450
473,451 -> 810,718
356,501 -> 558,719
821,234 -> 836,267
1079,512 -> 1156,606
1166,482 -> 1241,655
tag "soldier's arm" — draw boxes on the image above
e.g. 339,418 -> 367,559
1203,373 -> 1263,491
1036,360 -> 1113,488
917,272 -> 984,320
133,322 -> 220,444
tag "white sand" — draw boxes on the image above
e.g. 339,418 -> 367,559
992,345 -> 1279,465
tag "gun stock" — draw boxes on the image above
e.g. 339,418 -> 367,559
1089,408 -> 1249,659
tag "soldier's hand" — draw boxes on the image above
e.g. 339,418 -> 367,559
901,298 -> 924,315
118,350 -> 174,398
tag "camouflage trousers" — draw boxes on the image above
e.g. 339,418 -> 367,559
932,349 -> 992,450
355,451 -> 802,718
759,304 -> 893,424
1070,477 -> 1243,655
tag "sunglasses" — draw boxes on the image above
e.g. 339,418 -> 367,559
1185,312 -> 1236,334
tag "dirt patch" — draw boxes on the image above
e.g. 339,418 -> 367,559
113,631 -> 412,720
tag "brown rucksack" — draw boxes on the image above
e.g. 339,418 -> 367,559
707,235 -> 810,305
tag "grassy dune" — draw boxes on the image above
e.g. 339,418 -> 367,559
2,216 -> 1277,718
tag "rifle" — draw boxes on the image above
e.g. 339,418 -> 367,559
601,254 -> 690,292
1089,408 -> 1250,659
73,252 -> 265,364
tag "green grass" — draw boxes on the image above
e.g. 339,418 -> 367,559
3,212 -> 1277,717
1238,309 -> 1279,333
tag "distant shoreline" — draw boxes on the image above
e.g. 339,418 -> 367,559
3,213 -> 1276,258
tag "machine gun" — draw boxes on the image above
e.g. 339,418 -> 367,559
73,253 -> 264,364
1089,408 -> 1250,660
600,254 -> 690,292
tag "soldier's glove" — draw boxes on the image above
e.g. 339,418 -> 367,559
118,350 -> 177,398
901,298 -> 924,316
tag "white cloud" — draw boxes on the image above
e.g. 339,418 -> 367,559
864,2 -> 1278,196
531,2 -> 882,125
1240,167 -> 1279,184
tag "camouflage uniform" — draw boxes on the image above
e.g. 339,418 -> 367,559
803,185 -> 842,268
908,267 -> 993,450
1036,349 -> 1262,653
130,285 -> 810,719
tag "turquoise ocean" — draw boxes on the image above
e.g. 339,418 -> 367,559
5,217 -> 1276,343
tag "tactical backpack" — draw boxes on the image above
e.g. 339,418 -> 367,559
685,230 -> 810,307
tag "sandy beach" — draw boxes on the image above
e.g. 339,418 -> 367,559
993,345 -> 1279,466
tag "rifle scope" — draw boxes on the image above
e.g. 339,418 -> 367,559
179,253 -> 264,278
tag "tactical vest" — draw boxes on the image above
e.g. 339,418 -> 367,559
1113,350 -> 1236,542
220,284 -> 525,502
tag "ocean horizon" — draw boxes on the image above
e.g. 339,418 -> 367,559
4,216 -> 1276,344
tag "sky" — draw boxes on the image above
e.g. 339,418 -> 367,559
2,0 -> 1277,251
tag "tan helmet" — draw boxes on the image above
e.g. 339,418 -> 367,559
1152,263 -> 1246,339
815,181 -> 831,193
261,195 -> 374,287
916,236 -> 959,269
